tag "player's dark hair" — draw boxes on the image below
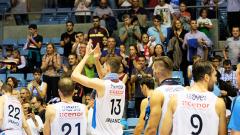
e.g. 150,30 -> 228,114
192,60 -> 214,82
140,77 -> 155,89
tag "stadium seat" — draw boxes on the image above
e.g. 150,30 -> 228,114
2,38 -> 17,47
26,73 -> 34,82
172,71 -> 184,85
51,37 -> 61,46
40,46 -> 46,55
56,47 -> 64,55
18,38 -> 27,47
0,74 -> 6,82
42,38 -> 51,46
124,118 -> 139,135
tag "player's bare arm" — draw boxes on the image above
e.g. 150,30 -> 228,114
134,98 -> 148,135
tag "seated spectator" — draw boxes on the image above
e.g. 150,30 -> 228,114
30,96 -> 46,123
71,32 -> 85,54
147,15 -> 167,50
179,2 -> 191,31
119,14 -> 142,55
10,49 -> 27,73
74,0 -> 91,23
27,68 -> 47,99
25,24 -> 43,72
183,20 -> 212,61
148,44 -> 165,67
197,8 -> 213,37
88,16 -> 109,49
220,60 -> 237,88
41,43 -> 61,102
93,0 -> 114,28
23,102 -> 44,135
102,36 -> 108,51
100,37 -> 121,64
211,55 -> 224,73
187,55 -> 201,85
223,26 -> 240,68
6,77 -> 19,97
137,34 -> 151,61
20,87 -> 31,103
62,53 -> 79,78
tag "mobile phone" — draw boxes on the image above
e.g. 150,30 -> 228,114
28,107 -> 32,114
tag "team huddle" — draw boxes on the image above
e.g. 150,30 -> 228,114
0,42 -> 238,135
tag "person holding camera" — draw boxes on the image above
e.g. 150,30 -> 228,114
130,54 -> 153,117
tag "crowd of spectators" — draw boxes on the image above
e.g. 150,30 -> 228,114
1,0 -> 240,134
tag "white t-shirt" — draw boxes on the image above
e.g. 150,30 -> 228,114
172,91 -> 219,135
155,84 -> 184,134
154,4 -> 175,27
197,17 -> 213,27
92,80 -> 125,135
1,95 -> 23,134
26,115 -> 44,135
51,102 -> 87,135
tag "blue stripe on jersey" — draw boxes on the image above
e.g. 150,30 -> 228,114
92,100 -> 97,128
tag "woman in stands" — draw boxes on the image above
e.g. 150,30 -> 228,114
11,49 -> 27,73
40,43 -> 61,102
148,44 -> 165,67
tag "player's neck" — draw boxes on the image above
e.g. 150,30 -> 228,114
147,90 -> 153,97
192,82 -> 208,92
61,97 -> 74,103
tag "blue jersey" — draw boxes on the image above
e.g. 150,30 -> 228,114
144,97 -> 151,129
228,96 -> 240,131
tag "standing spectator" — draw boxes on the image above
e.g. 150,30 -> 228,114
71,32 -> 85,55
197,8 -> 213,37
119,14 -> 142,55
74,0 -> 91,23
220,60 -> 237,88
148,44 -> 165,67
11,0 -> 30,25
187,55 -> 201,85
100,37 -> 121,64
179,2 -> 191,31
153,0 -> 176,28
62,53 -> 79,78
201,0 -> 218,18
93,0 -> 114,27
129,0 -> 148,32
60,20 -> 76,62
137,33 -> 152,61
223,26 -> 240,68
147,15 -> 167,50
130,54 -> 153,117
27,68 -> 47,99
25,24 -> 43,72
227,0 -> 240,31
31,96 -> 46,123
41,43 -> 61,102
88,16 -> 109,49
183,20 -> 212,62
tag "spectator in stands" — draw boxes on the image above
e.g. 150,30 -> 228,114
147,15 -> 167,49
179,2 -> 191,31
183,20 -> 212,62
153,0 -> 176,28
148,44 -> 165,67
129,0 -> 148,32
137,33 -> 152,61
6,76 -> 18,89
23,102 -> 44,135
88,16 -> 109,49
25,24 -> 43,72
27,68 -> 47,99
102,36 -> 108,51
187,55 -> 201,85
60,20 -> 76,63
11,49 -> 27,73
223,26 -> 240,68
201,0 -> 218,18
93,0 -> 114,27
20,87 -> 31,103
41,43 -> 61,102
147,0 -> 158,8
100,37 -> 121,64
31,96 -> 46,123
76,43 -> 87,61
11,0 -> 30,25
71,31 -> 85,55
220,60 -> 237,88
211,55 -> 224,73
128,45 -> 140,75
74,0 -> 91,23
119,14 -> 142,55
62,53 -> 79,78
197,8 -> 213,37
131,54 -> 153,117
227,0 -> 240,31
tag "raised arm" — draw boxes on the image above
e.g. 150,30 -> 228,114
71,41 -> 105,97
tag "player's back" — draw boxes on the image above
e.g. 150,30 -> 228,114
93,80 -> 125,135
156,84 -> 184,132
1,95 -> 23,135
172,91 -> 219,135
51,102 -> 87,135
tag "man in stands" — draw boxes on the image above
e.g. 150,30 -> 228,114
0,84 -> 32,135
60,20 -> 76,63
44,78 -> 88,135
72,42 -> 125,135
161,60 -> 226,135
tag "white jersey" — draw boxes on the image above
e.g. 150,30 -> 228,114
51,102 -> 87,135
92,80 -> 125,135
1,95 -> 23,135
156,84 -> 184,134
172,91 -> 219,135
